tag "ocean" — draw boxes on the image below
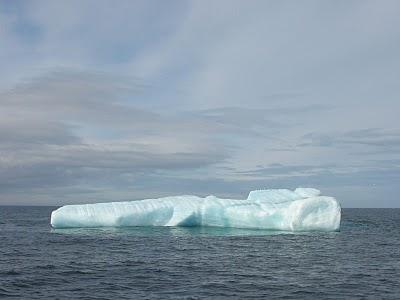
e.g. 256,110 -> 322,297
1,206 -> 399,299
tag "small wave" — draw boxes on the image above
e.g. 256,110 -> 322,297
1,270 -> 21,276
0,286 -> 19,297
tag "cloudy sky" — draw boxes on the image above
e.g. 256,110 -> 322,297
1,0 -> 399,207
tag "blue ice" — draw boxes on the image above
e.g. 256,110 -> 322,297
50,188 -> 341,231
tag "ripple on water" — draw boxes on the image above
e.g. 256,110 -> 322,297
0,207 -> 400,299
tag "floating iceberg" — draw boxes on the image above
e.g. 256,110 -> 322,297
50,188 -> 341,231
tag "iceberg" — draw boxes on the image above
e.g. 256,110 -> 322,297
50,188 -> 341,231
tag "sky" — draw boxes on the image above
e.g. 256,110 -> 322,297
0,0 -> 399,207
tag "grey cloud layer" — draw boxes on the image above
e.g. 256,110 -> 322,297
0,72 -> 229,195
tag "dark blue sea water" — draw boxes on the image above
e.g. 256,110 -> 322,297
0,207 -> 399,299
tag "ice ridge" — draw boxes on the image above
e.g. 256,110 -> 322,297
50,188 -> 341,231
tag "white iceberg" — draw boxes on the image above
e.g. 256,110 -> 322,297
50,188 -> 341,231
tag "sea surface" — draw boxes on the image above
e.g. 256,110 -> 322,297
0,207 -> 399,299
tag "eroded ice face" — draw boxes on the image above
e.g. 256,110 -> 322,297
50,188 -> 341,231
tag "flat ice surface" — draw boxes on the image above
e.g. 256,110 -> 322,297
50,188 -> 341,231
